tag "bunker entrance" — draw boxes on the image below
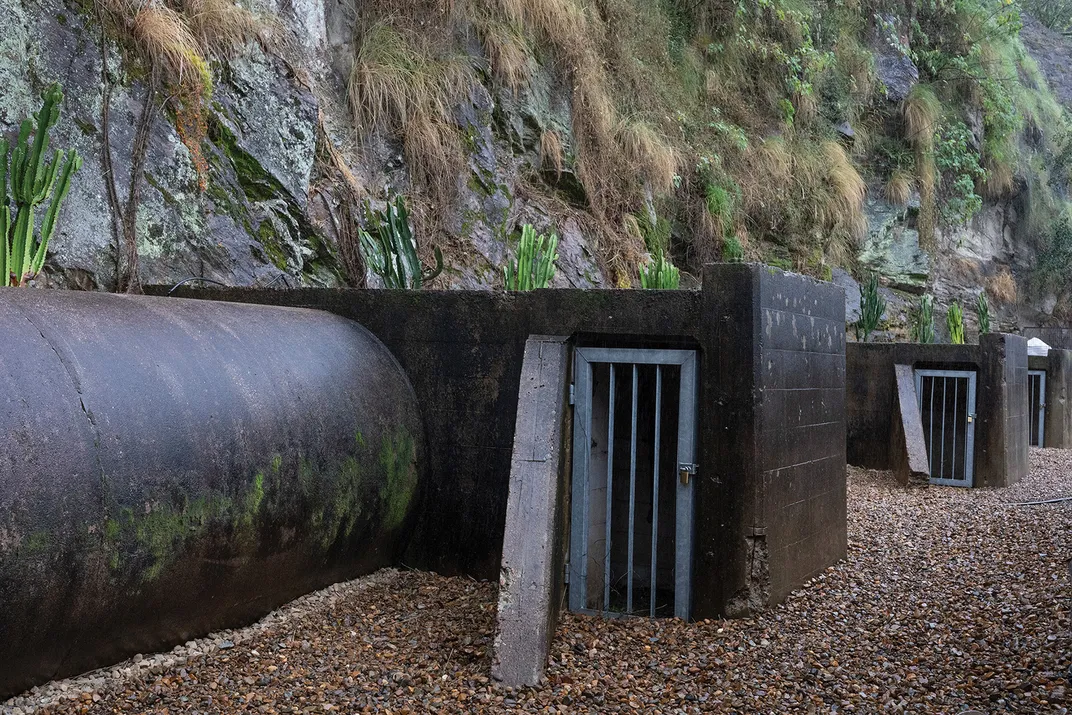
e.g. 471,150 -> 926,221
569,348 -> 697,620
915,369 -> 977,487
1029,369 -> 1046,447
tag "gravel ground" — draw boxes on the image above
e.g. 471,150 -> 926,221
6,449 -> 1072,714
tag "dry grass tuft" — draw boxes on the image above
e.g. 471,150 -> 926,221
540,129 -> 564,177
917,152 -> 937,249
822,140 -> 867,238
179,0 -> 262,56
615,120 -> 677,196
988,268 -> 1018,304
793,91 -> 818,126
348,21 -> 472,199
403,112 -> 465,198
493,0 -> 587,50
981,156 -> 1015,199
885,169 -> 913,206
902,84 -> 941,152
474,16 -> 531,91
130,4 -> 204,82
349,23 -> 468,132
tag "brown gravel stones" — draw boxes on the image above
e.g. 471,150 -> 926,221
8,449 -> 1072,714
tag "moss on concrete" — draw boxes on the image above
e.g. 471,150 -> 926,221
379,428 -> 418,531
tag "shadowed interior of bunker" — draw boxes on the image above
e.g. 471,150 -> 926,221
584,361 -> 681,617
917,371 -> 974,482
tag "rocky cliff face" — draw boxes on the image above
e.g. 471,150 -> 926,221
1,0 -> 1070,317
0,0 -> 607,291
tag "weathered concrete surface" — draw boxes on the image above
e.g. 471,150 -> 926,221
891,364 -> 930,484
491,336 -> 570,687
157,263 -> 848,618
1045,349 -> 1072,448
847,343 -> 980,470
0,290 -> 423,698
752,267 -> 847,610
977,333 -> 1029,488
847,338 -> 1027,488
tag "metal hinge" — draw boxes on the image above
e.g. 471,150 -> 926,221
563,564 -> 570,584
569,384 -> 575,405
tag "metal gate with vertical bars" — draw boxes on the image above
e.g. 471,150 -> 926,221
1029,369 -> 1046,447
914,369 -> 977,487
569,348 -> 697,620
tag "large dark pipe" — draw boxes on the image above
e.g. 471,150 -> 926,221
0,290 -> 424,698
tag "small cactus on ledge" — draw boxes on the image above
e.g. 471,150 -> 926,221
855,272 -> 885,342
1,83 -> 82,287
976,292 -> 991,336
911,294 -> 935,344
503,224 -> 558,291
948,301 -> 965,344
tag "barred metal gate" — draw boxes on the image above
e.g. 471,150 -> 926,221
915,369 -> 977,487
1029,369 -> 1046,447
569,348 -> 697,619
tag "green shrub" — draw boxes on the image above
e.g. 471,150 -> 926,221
934,122 -> 986,225
722,236 -> 744,262
357,196 -> 443,289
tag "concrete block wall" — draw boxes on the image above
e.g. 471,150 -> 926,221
755,269 -> 847,606
977,334 -> 1028,487
1045,349 -> 1072,447
846,337 -> 1028,488
159,264 -> 848,617
847,343 -> 980,470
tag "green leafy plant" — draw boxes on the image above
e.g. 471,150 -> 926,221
503,224 -> 558,290
947,301 -> 965,344
639,247 -> 680,289
722,236 -> 744,262
976,292 -> 990,336
855,272 -> 886,342
357,196 -> 443,289
911,293 -> 936,343
934,122 -> 986,225
1,83 -> 82,287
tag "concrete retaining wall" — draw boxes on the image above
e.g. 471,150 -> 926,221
160,263 -> 848,618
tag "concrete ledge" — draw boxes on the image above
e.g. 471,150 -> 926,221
491,336 -> 570,687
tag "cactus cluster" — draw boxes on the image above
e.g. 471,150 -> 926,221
639,247 -> 680,289
947,301 -> 965,344
1,84 -> 82,287
911,294 -> 936,343
503,224 -> 558,291
357,196 -> 442,289
976,292 -> 990,335
855,272 -> 885,342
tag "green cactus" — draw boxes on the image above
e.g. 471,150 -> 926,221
947,301 -> 965,344
855,272 -> 886,342
911,293 -> 936,344
1,83 -> 82,286
976,292 -> 990,336
357,196 -> 443,289
639,247 -> 680,289
503,224 -> 558,291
